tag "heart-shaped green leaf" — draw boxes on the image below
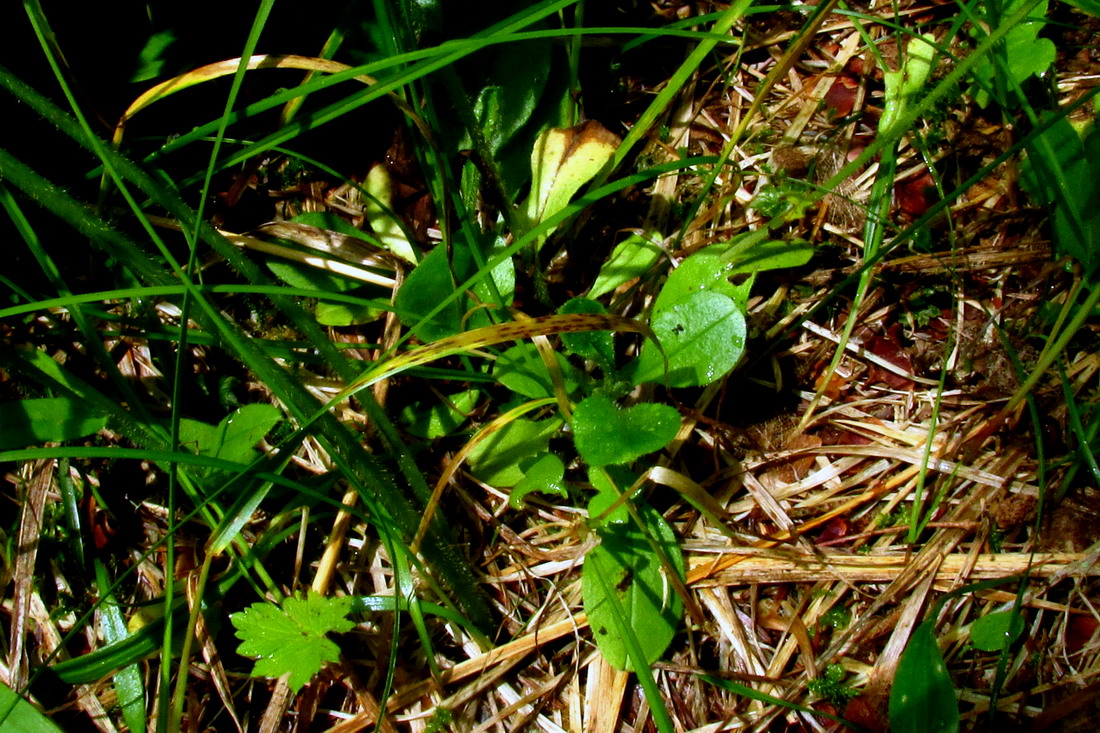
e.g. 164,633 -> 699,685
572,396 -> 679,467
509,453 -> 569,508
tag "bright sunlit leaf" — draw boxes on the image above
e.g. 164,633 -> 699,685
583,500 -> 684,671
521,121 -> 620,250
572,395 -> 679,467
231,594 -> 354,695
632,291 -> 746,388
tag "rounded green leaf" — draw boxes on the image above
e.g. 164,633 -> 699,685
572,396 -> 679,467
633,291 -> 745,387
970,610 -> 1025,652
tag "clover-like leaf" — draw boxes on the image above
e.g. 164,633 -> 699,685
231,594 -> 354,694
572,396 -> 679,467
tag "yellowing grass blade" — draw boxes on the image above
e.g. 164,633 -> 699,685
332,313 -> 655,407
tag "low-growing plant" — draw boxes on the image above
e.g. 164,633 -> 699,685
3,0 -> 1099,729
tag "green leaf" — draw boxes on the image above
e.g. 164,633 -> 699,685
969,0 -> 1056,108
129,30 -> 176,83
364,165 -> 417,264
394,245 -> 464,340
588,231 -> 664,300
1062,0 -> 1100,15
231,594 -> 354,695
559,298 -> 615,368
266,212 -> 387,326
1020,114 -> 1099,275
493,343 -> 581,399
970,610 -> 1025,652
889,619 -> 959,733
572,396 -> 679,467
0,397 -> 107,449
520,121 -> 620,250
400,389 -> 480,439
466,418 -> 562,486
178,404 -> 281,468
509,452 -> 568,508
587,466 -> 640,527
653,233 -> 812,314
633,291 -> 746,387
582,501 -> 684,671
95,560 -> 146,733
0,681 -> 62,733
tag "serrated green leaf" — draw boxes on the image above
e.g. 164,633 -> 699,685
970,610 -> 1025,652
0,397 -> 107,449
509,452 -> 568,508
889,619 -> 959,733
231,594 -> 354,694
572,396 -> 679,467
633,291 -> 746,387
582,501 -> 684,671
466,418 -> 562,486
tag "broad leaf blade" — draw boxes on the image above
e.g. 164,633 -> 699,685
0,397 -> 107,449
889,619 -> 959,733
582,501 -> 684,671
